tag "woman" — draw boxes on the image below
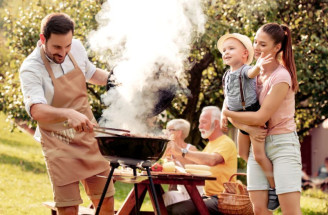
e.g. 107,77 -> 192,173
223,23 -> 302,214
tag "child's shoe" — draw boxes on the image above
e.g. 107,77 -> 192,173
267,188 -> 280,211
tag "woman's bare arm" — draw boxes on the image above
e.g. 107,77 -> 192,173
223,82 -> 289,126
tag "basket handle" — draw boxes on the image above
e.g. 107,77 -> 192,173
228,173 -> 247,182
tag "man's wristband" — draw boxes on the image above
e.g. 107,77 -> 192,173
106,71 -> 115,91
181,148 -> 188,158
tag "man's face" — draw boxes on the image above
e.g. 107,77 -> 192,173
41,31 -> 73,64
198,111 -> 215,139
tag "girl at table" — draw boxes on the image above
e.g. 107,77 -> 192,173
223,23 -> 302,214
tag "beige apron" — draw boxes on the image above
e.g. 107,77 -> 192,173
38,48 -> 109,186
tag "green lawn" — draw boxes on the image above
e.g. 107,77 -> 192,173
0,112 -> 328,214
0,113 -> 152,214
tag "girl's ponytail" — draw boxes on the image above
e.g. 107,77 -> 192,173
280,25 -> 298,91
260,23 -> 299,91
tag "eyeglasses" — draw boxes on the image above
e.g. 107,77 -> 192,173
167,128 -> 178,132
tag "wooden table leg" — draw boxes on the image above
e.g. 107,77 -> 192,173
146,184 -> 168,215
116,184 -> 148,215
184,185 -> 209,215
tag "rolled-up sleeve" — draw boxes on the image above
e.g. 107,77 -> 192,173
20,68 -> 47,117
74,39 -> 96,81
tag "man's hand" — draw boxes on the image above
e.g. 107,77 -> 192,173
64,109 -> 96,133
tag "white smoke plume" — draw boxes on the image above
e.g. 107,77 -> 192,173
88,0 -> 206,134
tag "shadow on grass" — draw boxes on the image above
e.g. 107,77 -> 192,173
0,153 -> 46,174
301,209 -> 328,215
0,136 -> 37,148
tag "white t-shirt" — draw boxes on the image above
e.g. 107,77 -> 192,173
19,39 -> 97,141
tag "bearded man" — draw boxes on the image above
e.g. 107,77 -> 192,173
165,106 -> 237,215
19,13 -> 115,215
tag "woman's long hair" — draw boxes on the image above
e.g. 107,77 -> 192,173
260,23 -> 298,91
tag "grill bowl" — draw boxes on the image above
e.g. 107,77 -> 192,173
95,135 -> 169,166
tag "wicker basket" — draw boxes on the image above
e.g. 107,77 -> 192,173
218,173 -> 254,215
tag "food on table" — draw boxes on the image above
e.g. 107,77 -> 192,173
151,163 -> 163,172
162,161 -> 176,172
184,164 -> 211,171
184,168 -> 212,176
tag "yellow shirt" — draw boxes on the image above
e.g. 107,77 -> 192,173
203,135 -> 237,196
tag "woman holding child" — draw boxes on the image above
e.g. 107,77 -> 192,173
222,23 -> 302,214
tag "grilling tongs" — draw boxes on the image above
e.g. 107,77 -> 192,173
93,126 -> 130,137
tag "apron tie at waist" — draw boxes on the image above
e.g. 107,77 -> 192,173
51,128 -> 76,144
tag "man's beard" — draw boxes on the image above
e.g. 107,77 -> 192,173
200,124 -> 215,139
44,45 -> 65,64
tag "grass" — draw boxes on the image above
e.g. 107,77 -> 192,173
1,112 -> 328,214
0,113 -> 152,214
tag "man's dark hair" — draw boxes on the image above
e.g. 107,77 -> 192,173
41,13 -> 75,40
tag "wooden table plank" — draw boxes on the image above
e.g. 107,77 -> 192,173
115,173 -> 216,215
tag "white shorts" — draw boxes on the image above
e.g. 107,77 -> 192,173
247,131 -> 302,195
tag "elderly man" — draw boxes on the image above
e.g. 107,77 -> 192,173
166,106 -> 237,215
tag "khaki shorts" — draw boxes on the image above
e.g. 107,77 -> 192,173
247,131 -> 302,195
53,169 -> 115,207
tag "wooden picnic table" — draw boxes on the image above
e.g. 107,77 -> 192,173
114,172 -> 216,215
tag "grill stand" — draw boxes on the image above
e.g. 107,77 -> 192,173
95,161 -> 162,215
95,162 -> 118,215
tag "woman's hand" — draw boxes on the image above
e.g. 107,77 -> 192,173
166,141 -> 182,157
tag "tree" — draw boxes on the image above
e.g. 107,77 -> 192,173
0,0 -> 327,147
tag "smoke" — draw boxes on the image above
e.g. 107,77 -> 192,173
88,0 -> 206,134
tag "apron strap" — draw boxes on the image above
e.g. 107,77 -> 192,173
68,52 -> 78,68
40,47 -> 56,80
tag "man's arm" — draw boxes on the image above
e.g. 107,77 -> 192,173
182,150 -> 224,166
167,141 -> 224,166
30,104 -> 95,132
88,68 -> 110,86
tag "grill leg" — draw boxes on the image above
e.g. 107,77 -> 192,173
95,162 -> 118,215
145,166 -> 161,215
132,167 -> 140,215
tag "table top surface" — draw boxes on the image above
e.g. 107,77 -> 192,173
112,171 -> 216,184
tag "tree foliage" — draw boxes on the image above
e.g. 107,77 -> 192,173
0,0 -> 327,147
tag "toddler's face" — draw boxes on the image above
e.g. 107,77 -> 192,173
222,38 -> 248,66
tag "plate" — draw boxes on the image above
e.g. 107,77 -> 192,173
185,169 -> 212,176
190,172 -> 212,177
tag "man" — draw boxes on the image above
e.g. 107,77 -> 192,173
19,13 -> 115,215
165,106 -> 237,215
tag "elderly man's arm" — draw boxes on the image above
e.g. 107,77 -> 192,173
182,150 -> 224,166
167,141 -> 224,166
